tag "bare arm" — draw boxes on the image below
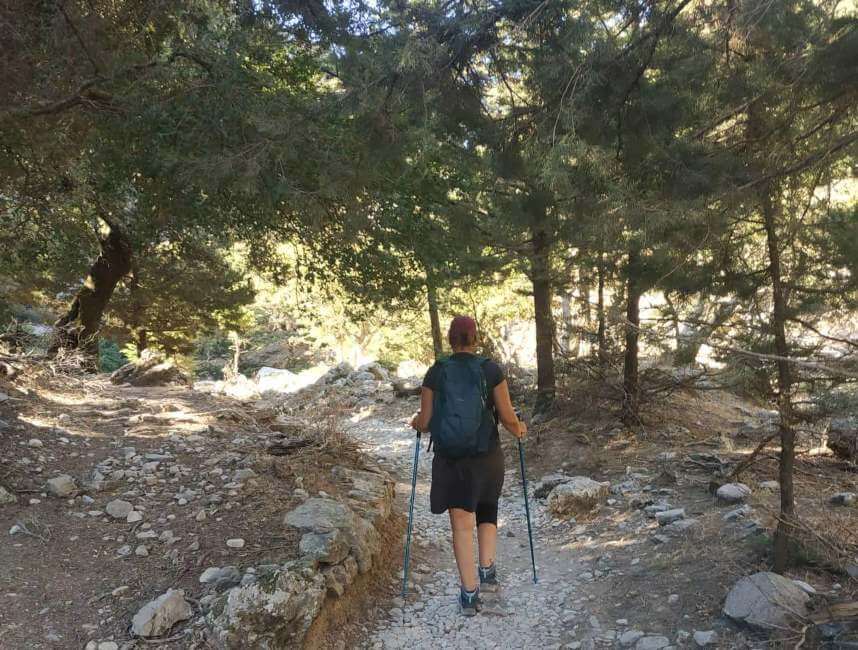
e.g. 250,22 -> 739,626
493,379 -> 526,438
410,387 -> 433,432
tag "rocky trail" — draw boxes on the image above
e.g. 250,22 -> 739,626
348,410 -> 601,650
346,402 -> 737,650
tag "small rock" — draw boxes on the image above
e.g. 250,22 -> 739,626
792,580 -> 816,595
723,504 -> 752,521
226,538 -> 245,549
116,545 -> 132,557
0,486 -> 16,505
111,586 -> 130,597
199,566 -> 242,590
105,499 -> 133,519
619,630 -> 645,647
135,544 -> 149,557
28,438 -> 43,448
46,474 -> 77,498
635,636 -> 670,650
668,594 -> 680,604
716,482 -> 751,504
829,492 -> 856,507
693,630 -> 717,647
98,642 -> 118,650
759,480 -> 779,491
127,510 -> 143,523
130,589 -> 192,637
656,508 -> 685,526
663,518 -> 698,535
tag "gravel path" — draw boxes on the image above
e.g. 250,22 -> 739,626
346,407 -> 606,650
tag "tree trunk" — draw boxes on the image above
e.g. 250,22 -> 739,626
622,246 -> 642,424
51,223 -> 133,366
578,267 -> 591,357
762,185 -> 796,574
560,292 -> 573,356
529,196 -> 556,412
427,282 -> 444,359
135,329 -> 148,356
597,252 -> 607,364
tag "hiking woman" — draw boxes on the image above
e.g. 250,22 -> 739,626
410,315 -> 527,616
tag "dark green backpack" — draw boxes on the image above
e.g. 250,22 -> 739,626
429,356 -> 495,458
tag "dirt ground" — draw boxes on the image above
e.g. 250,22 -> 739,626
0,365 -> 375,650
516,379 -> 858,646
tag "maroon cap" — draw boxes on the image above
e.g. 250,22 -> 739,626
448,316 -> 478,348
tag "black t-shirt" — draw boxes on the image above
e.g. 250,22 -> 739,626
422,353 -> 506,438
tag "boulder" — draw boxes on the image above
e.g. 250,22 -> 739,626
207,561 -> 325,649
46,474 -> 77,498
111,351 -> 187,387
358,362 -> 390,381
255,367 -> 301,394
547,477 -> 610,517
131,589 -> 192,637
318,362 -> 354,385
284,497 -> 380,573
716,483 -> 751,504
723,572 -> 810,632
827,417 -> 858,461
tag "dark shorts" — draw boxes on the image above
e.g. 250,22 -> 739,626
430,443 -> 505,525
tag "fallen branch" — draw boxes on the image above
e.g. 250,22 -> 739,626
730,430 -> 782,480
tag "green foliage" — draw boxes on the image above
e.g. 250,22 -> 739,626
98,339 -> 128,373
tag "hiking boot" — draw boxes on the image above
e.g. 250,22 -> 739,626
459,586 -> 480,616
479,562 -> 500,593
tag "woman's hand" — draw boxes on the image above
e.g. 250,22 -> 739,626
409,412 -> 421,431
514,419 -> 528,439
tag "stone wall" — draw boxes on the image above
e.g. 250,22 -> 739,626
206,463 -> 394,649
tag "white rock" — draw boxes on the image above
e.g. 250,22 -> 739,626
135,545 -> 149,557
131,589 -> 192,637
226,538 -> 245,549
98,642 -> 119,650
127,511 -> 143,523
28,438 -> 43,448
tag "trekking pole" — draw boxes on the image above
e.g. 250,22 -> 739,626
515,409 -> 538,584
401,427 -> 421,598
